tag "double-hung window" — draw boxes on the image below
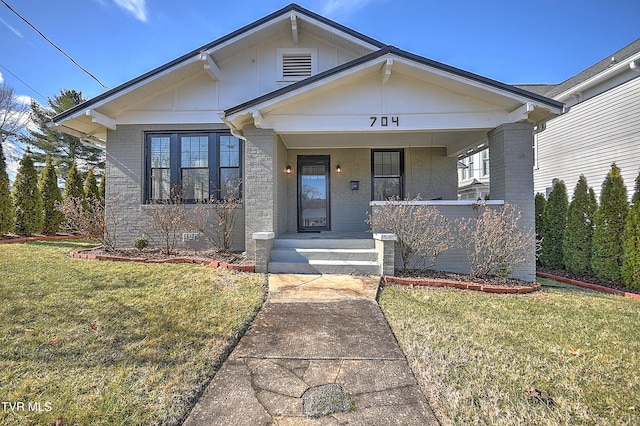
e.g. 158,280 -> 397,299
371,149 -> 404,201
146,132 -> 242,202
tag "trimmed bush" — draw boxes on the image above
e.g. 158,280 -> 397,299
592,163 -> 628,282
563,175 -> 598,274
622,172 -> 640,290
39,155 -> 65,235
0,141 -> 14,234
540,180 -> 568,269
13,153 -> 43,236
63,161 -> 84,202
84,167 -> 100,202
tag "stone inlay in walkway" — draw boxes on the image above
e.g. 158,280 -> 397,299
183,275 -> 439,425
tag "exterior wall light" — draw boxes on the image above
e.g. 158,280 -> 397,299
286,165 -> 292,174
336,164 -> 341,173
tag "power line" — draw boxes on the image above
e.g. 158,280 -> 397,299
0,62 -> 49,103
0,0 -> 110,90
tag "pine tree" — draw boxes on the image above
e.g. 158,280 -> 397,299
592,163 -> 629,282
13,153 -> 43,235
0,140 -> 14,234
39,155 -> 64,235
63,161 -> 85,202
20,89 -> 104,178
563,175 -> 598,274
84,168 -> 100,201
540,180 -> 568,269
622,172 -> 640,290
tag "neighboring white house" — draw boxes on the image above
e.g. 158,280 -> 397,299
521,38 -> 640,199
457,149 -> 490,200
52,3 -> 561,280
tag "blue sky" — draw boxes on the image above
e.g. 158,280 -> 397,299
1,0 -> 639,105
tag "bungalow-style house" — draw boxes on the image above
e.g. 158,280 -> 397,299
52,4 -> 561,281
523,38 -> 640,199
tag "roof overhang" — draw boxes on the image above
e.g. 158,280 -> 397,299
223,47 -> 563,153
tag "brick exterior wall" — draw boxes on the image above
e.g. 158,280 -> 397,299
105,124 -> 245,251
488,122 -> 536,281
284,147 -> 457,233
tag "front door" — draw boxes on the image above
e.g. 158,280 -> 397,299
297,155 -> 330,232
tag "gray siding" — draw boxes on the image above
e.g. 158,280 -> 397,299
534,76 -> 640,200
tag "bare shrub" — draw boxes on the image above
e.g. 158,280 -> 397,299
57,196 -> 105,238
103,193 -> 123,251
456,203 -> 534,278
367,195 -> 453,270
191,182 -> 242,252
144,191 -> 187,255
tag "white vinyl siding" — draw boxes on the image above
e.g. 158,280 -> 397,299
534,76 -> 640,201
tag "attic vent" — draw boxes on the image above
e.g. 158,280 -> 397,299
282,53 -> 312,78
278,48 -> 317,81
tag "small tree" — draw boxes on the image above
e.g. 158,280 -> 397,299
63,161 -> 85,202
39,155 -> 65,235
144,190 -> 187,255
84,167 -> 100,202
191,183 -> 242,252
13,153 -> 43,235
592,163 -> 628,282
366,195 -> 453,270
540,180 -> 568,269
456,203 -> 534,278
622,172 -> 640,290
0,140 -> 14,234
563,175 -> 598,274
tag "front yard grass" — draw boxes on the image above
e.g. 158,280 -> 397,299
380,279 -> 640,425
0,240 -> 267,425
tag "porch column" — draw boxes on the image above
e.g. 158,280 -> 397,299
488,122 -> 536,282
243,127 -> 278,257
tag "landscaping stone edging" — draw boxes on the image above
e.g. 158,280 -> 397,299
384,275 -> 541,294
536,271 -> 640,301
0,235 -> 86,244
69,250 -> 255,272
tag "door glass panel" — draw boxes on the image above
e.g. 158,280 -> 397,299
300,163 -> 327,230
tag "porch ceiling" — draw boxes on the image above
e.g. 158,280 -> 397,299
279,129 -> 489,157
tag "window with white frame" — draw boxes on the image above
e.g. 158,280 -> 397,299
277,48 -> 317,81
482,149 -> 490,176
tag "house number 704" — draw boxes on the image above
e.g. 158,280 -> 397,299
370,116 -> 399,127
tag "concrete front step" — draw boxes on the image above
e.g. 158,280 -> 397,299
268,238 -> 380,275
272,238 -> 374,249
268,260 -> 380,275
270,248 -> 378,262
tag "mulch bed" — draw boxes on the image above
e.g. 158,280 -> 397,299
69,246 -> 255,272
537,268 -> 640,300
385,269 -> 541,294
0,234 -> 85,244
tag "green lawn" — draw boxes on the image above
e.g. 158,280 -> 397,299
380,279 -> 640,425
0,240 -> 266,425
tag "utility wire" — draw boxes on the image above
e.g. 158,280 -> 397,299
0,62 -> 49,103
0,0 -> 110,90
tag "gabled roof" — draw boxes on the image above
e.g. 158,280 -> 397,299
52,3 -> 385,124
226,45 -> 563,117
544,38 -> 640,99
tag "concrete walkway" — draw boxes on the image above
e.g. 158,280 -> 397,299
183,274 -> 439,425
